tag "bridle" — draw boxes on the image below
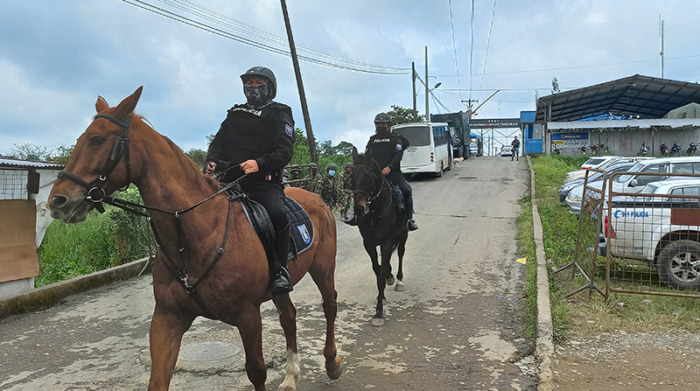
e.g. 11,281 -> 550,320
353,169 -> 384,206
57,113 -> 132,212
54,112 -> 247,316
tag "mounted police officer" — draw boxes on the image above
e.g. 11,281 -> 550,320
204,66 -> 294,295
345,112 -> 418,231
313,163 -> 340,210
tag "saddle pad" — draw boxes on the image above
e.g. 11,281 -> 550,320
284,197 -> 314,260
239,195 -> 314,261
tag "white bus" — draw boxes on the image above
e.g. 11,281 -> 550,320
392,122 -> 452,177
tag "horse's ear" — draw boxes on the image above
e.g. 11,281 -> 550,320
95,96 -> 109,113
351,146 -> 359,160
365,147 -> 373,161
113,86 -> 143,121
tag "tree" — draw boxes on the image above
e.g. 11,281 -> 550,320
388,105 -> 424,125
185,148 -> 207,169
9,143 -> 51,161
333,141 -> 354,156
51,145 -> 74,162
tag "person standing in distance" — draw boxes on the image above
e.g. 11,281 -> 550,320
346,112 -> 418,231
511,136 -> 521,161
204,66 -> 294,295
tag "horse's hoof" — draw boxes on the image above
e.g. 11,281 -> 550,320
278,383 -> 296,391
326,357 -> 343,380
372,317 -> 385,327
386,275 -> 396,286
395,280 -> 404,292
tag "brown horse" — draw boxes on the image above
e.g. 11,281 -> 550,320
47,87 -> 342,391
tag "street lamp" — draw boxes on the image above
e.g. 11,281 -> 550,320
425,82 -> 441,120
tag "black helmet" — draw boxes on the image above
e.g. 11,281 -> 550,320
240,66 -> 277,99
374,112 -> 391,124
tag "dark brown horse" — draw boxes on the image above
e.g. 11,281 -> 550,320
350,146 -> 408,326
47,87 -> 342,391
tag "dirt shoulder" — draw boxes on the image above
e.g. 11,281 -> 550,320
551,330 -> 700,390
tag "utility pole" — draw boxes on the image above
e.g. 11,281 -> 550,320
280,0 -> 318,165
424,46 -> 429,120
412,62 -> 417,121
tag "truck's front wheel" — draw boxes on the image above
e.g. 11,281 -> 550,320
657,240 -> 700,290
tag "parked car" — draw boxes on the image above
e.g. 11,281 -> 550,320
565,156 -> 700,214
500,145 -> 513,157
581,156 -> 621,170
563,156 -> 651,184
559,161 -> 636,203
601,179 -> 700,289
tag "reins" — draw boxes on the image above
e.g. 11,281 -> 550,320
355,167 -> 393,222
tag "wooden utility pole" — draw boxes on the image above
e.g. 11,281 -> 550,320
280,0 -> 318,165
412,62 -> 417,121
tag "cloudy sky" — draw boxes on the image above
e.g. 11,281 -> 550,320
1,0 -> 700,158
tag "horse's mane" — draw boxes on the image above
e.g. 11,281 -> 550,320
135,113 -> 221,189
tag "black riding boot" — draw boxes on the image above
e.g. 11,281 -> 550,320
270,223 -> 293,295
404,192 -> 418,231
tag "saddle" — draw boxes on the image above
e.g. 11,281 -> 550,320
238,194 -> 314,261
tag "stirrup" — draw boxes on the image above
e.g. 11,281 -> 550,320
271,268 -> 293,295
344,215 -> 357,226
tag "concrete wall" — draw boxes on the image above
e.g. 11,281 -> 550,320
548,127 -> 700,157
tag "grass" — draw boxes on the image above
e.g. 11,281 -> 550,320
36,211 -> 118,287
525,154 -> 700,342
36,187 -> 154,287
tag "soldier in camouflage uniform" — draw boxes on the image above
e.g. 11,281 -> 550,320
338,162 -> 353,220
313,163 -> 340,210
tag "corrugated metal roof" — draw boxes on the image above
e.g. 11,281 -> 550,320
0,158 -> 65,169
536,74 -> 700,122
547,118 -> 700,130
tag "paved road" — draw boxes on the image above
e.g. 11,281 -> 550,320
0,156 -> 533,391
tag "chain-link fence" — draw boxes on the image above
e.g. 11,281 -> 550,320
602,172 -> 700,298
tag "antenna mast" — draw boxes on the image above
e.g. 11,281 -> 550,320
659,15 -> 665,78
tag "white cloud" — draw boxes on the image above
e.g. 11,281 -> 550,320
3,0 -> 700,157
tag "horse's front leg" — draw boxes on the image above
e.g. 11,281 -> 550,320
237,306 -> 268,391
372,242 -> 394,327
363,240 -> 380,278
395,230 -> 408,292
273,294 -> 300,391
147,304 -> 195,391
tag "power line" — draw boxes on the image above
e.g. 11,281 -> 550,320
121,0 -> 411,75
478,0 -> 497,93
447,0 -> 463,102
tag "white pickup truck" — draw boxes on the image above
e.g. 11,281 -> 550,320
603,179 -> 700,289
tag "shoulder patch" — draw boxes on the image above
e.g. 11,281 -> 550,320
396,144 -> 403,151
285,123 -> 294,137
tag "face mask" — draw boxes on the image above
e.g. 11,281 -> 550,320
375,125 -> 389,134
328,170 -> 336,176
244,83 -> 271,106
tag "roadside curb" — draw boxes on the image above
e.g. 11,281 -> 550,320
0,256 -> 152,320
527,156 -> 555,391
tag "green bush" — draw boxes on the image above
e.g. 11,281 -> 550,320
36,186 -> 154,287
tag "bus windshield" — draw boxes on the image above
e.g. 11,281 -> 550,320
394,126 -> 431,147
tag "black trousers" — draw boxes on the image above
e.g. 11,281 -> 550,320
243,181 -> 287,233
387,172 -> 414,216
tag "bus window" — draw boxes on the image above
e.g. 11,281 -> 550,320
395,126 -> 431,146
